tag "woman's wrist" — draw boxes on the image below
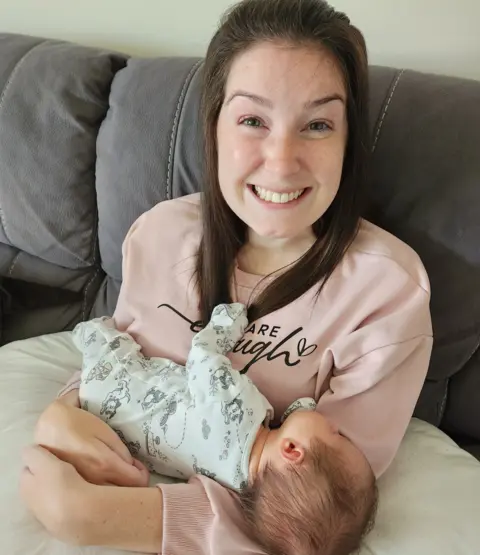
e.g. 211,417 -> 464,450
74,484 -> 164,552
59,480 -> 99,546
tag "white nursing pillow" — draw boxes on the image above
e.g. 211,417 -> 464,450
0,332 -> 479,555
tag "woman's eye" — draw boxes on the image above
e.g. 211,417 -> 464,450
308,121 -> 332,132
240,117 -> 263,127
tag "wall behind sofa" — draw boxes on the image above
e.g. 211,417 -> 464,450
0,0 -> 478,80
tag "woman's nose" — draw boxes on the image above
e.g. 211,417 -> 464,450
263,133 -> 301,177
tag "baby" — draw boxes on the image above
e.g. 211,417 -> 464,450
74,303 -> 378,555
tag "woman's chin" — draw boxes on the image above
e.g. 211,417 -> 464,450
248,223 -> 313,242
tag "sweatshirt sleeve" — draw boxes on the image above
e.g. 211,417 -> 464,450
317,270 -> 433,478
112,213 -> 148,331
57,215 -> 145,398
159,475 -> 263,555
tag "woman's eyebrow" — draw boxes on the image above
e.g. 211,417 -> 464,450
225,90 -> 345,109
225,90 -> 273,107
304,94 -> 345,109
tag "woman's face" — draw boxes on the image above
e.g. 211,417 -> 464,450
216,41 -> 348,242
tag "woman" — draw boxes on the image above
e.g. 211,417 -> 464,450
21,0 -> 433,552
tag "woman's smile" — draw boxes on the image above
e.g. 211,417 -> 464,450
248,184 -> 311,209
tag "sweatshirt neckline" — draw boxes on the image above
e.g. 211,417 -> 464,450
234,265 -> 264,289
233,261 -> 279,291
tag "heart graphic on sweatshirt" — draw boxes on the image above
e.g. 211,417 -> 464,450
297,338 -> 317,357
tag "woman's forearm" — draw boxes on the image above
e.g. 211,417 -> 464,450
78,485 -> 164,553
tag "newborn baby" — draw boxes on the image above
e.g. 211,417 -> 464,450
74,304 -> 377,555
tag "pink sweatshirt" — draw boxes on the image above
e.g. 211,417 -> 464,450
60,193 -> 433,554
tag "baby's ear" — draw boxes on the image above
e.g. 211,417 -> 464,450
280,438 -> 305,465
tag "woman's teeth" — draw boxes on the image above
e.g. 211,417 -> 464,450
253,186 -> 305,204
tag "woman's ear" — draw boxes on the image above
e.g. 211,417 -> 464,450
279,438 -> 305,465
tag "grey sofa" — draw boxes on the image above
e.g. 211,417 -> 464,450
0,31 -> 479,462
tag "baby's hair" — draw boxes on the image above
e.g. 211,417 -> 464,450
238,437 -> 378,555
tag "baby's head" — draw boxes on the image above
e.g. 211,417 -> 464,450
240,410 -> 378,555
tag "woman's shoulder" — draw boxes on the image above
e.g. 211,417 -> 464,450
348,219 -> 430,294
128,193 -> 202,242
141,192 -> 202,228
123,193 -> 203,269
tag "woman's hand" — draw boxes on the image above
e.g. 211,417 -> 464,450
21,445 -> 164,552
20,445 -> 94,544
35,392 -> 149,487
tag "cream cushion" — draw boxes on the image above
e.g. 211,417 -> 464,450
1,332 -> 479,555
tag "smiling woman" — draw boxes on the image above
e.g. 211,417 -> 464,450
198,6 -> 369,322
21,1 -> 433,555
218,44 -> 347,237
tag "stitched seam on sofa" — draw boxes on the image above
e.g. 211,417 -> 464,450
82,267 -> 100,321
438,378 -> 449,425
451,331 -> 480,386
372,69 -> 405,153
166,60 -> 204,201
81,176 -> 99,308
7,251 -> 21,277
87,210 -> 99,266
0,40 -> 49,244
438,339 -> 480,427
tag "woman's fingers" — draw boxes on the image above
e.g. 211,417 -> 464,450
97,444 -> 150,487
133,458 -> 151,484
20,445 -> 72,519
95,424 -> 150,485
19,466 -> 40,525
19,464 -> 34,498
94,423 -> 135,465
22,444 -> 64,475
32,404 -> 150,487
20,445 -> 91,541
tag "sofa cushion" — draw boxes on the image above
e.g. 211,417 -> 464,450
1,333 -> 480,555
367,68 -> 480,433
362,419 -> 480,554
91,57 -> 204,317
0,279 -> 7,342
0,33 -> 127,343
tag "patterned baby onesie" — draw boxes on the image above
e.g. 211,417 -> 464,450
74,304 -> 316,490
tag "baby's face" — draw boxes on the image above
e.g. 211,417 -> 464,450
264,410 -> 372,479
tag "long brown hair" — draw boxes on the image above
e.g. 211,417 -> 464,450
196,0 -> 370,324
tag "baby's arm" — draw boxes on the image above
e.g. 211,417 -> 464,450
73,317 -> 156,391
73,317 -> 141,367
186,303 -> 248,396
193,303 -> 248,355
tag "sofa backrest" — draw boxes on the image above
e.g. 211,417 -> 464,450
0,34 -> 126,339
0,33 -> 479,446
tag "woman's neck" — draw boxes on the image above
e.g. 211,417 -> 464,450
237,228 -> 316,276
